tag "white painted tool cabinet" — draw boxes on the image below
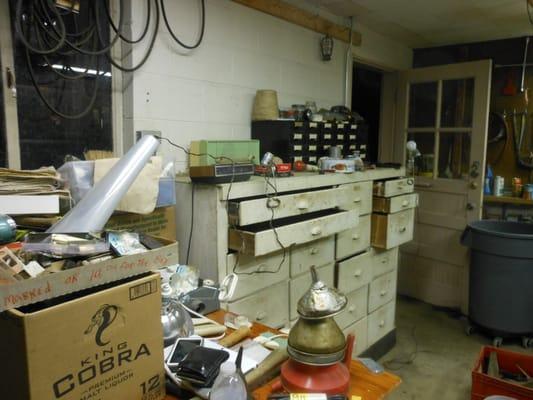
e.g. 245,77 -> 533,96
175,168 -> 416,357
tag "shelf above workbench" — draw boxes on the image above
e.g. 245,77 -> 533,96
484,195 -> 533,206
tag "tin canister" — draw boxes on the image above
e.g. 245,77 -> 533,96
523,184 -> 533,200
512,177 -> 523,197
493,176 -> 504,197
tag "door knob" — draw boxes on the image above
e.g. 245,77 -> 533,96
466,202 -> 475,211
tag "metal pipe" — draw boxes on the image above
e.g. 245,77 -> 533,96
47,135 -> 160,233
521,36 -> 530,93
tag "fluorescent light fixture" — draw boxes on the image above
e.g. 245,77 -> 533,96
50,64 -> 111,77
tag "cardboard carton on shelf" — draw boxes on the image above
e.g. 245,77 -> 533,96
0,272 -> 165,400
0,237 -> 178,312
105,206 -> 177,241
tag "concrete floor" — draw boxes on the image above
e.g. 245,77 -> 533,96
380,297 -> 533,400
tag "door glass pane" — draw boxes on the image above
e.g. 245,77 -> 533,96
438,131 -> 471,179
9,1 -> 113,169
408,131 -> 435,178
408,82 -> 437,128
0,58 -> 6,167
441,78 -> 474,127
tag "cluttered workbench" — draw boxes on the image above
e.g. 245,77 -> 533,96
164,310 -> 401,400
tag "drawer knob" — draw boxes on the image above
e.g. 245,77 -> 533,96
379,320 -> 385,327
310,247 -> 318,255
256,311 -> 266,321
381,258 -> 388,264
380,290 -> 387,297
402,200 -> 409,207
353,197 -> 361,203
352,233 -> 360,240
311,227 -> 322,236
399,227 -> 407,233
297,201 -> 308,210
354,269 -> 362,277
348,306 -> 356,313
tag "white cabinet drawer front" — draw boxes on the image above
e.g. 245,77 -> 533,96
371,247 -> 398,279
290,237 -> 335,278
371,208 -> 414,249
228,186 -> 351,226
373,193 -> 418,214
229,209 -> 359,257
289,263 -> 334,320
374,178 -> 414,198
368,300 -> 396,346
368,270 -> 397,312
335,285 -> 368,330
338,181 -> 373,215
226,251 -> 289,300
336,251 -> 372,293
336,214 -> 371,260
225,281 -> 289,328
343,317 -> 368,357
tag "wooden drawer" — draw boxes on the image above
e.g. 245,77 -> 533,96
338,181 -> 373,215
343,317 -> 368,357
228,186 -> 351,226
290,237 -> 335,278
224,281 -> 289,328
229,209 -> 359,257
336,214 -> 371,260
373,193 -> 418,214
371,247 -> 398,279
371,208 -> 414,249
373,178 -> 414,198
289,263 -> 334,320
226,251 -> 289,300
368,300 -> 396,346
335,285 -> 368,330
336,251 -> 371,294
368,270 -> 397,313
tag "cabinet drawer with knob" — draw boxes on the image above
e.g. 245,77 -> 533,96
224,281 -> 289,329
368,270 -> 397,312
371,208 -> 414,249
368,300 -> 396,346
373,193 -> 418,214
336,214 -> 371,260
334,285 -> 368,330
338,181 -> 373,215
229,209 -> 359,257
371,247 -> 398,279
373,177 -> 414,198
290,237 -> 335,278
289,263 -> 334,320
335,251 -> 372,293
227,186 -> 351,226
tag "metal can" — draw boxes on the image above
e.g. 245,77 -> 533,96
523,184 -> 533,200
493,176 -> 504,197
512,177 -> 523,197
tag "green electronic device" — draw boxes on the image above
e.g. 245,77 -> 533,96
189,140 -> 260,167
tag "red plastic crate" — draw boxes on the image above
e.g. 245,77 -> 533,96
472,346 -> 533,400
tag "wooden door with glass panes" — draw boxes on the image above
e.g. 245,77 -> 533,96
392,60 -> 491,313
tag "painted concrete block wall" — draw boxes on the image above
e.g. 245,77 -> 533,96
124,0 -> 412,170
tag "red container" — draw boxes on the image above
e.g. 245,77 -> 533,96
472,346 -> 533,400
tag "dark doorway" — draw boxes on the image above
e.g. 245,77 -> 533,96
352,63 -> 383,163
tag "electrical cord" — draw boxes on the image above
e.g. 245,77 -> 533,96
160,0 -> 206,49
186,184 -> 194,265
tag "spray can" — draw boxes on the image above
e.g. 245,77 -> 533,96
493,176 -> 504,197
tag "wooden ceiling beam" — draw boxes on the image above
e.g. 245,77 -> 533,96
231,0 -> 362,46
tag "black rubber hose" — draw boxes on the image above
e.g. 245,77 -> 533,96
160,0 -> 205,50
105,0 -> 152,44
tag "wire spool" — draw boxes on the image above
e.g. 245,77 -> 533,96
252,90 -> 279,121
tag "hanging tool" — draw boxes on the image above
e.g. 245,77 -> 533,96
521,36 -> 530,93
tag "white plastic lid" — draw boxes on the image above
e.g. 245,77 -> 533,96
220,361 -> 236,374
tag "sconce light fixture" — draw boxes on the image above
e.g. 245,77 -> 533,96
321,34 -> 334,61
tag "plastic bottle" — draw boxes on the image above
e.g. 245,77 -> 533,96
209,361 -> 247,400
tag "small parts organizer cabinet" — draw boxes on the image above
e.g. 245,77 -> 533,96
175,169 -> 416,357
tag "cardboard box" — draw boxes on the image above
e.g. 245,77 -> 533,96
0,239 -> 178,312
0,272 -> 165,400
106,206 -> 177,241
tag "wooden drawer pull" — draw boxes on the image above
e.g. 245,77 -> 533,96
353,197 -> 361,203
399,227 -> 407,233
380,290 -> 388,297
354,269 -> 362,277
352,233 -> 360,240
381,258 -> 388,264
348,306 -> 356,313
311,226 -> 322,236
310,247 -> 318,255
297,201 -> 308,210
379,320 -> 385,328
256,311 -> 266,321
401,200 -> 409,207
